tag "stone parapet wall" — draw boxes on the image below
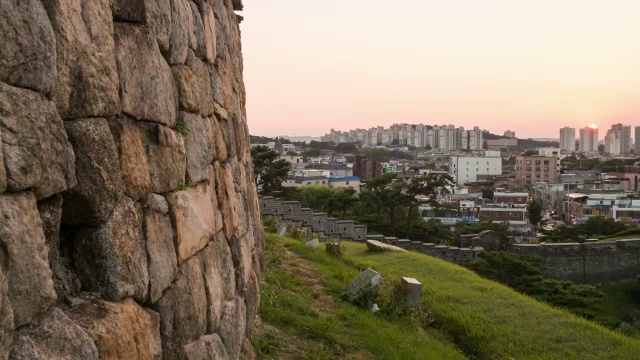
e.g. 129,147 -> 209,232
511,239 -> 640,284
0,0 -> 262,359
259,197 -> 640,285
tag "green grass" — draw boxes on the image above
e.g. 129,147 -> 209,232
341,241 -> 640,359
256,234 -> 465,360
258,233 -> 640,359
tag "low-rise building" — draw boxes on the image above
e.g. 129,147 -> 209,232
515,155 -> 558,185
478,207 -> 528,225
449,152 -> 502,185
493,192 -> 530,207
328,176 -> 361,192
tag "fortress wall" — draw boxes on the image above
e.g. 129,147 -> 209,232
0,0 -> 262,359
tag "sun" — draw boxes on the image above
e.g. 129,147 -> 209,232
588,124 -> 597,129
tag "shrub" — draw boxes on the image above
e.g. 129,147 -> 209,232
325,241 -> 344,257
263,217 -> 278,233
340,282 -> 378,309
376,279 -> 435,328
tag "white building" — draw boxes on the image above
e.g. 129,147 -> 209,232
559,127 -> 575,153
449,151 -> 502,185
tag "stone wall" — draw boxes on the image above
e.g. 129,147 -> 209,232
259,197 -> 640,285
512,240 -> 640,284
0,0 -> 262,359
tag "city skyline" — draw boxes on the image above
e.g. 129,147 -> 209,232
241,0 -> 640,138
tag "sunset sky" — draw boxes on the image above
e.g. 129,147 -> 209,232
241,0 -> 640,139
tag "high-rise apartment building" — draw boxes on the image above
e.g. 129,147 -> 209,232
559,127 -> 575,153
604,123 -> 632,155
515,155 -> 559,185
636,126 -> 640,155
504,130 -> 516,139
579,126 -> 598,153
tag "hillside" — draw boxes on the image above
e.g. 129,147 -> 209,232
256,234 -> 640,359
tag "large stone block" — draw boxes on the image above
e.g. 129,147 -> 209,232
201,3 -> 217,63
198,242 -> 234,333
0,192 -> 56,327
145,199 -> 178,304
154,257 -> 207,360
214,162 -> 240,238
189,2 -> 205,58
9,308 -> 99,360
0,0 -> 56,95
0,268 -> 13,360
72,197 -> 149,302
141,123 -> 186,193
210,116 -> 228,161
0,126 -> 5,193
0,83 -> 76,199
183,334 -> 229,360
112,0 -> 172,51
217,298 -> 246,359
215,59 -> 236,112
38,195 -> 79,299
108,117 -> 152,202
171,65 -> 200,113
166,177 -> 222,263
186,52 -> 216,117
114,23 -> 178,126
181,112 -> 214,183
43,0 -> 121,119
62,118 -> 123,226
68,299 -> 161,360
212,0 -> 229,62
164,0 -> 192,64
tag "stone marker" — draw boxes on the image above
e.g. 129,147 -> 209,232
305,240 -> 320,249
276,225 -> 288,237
366,240 -> 407,252
401,277 -> 422,307
345,268 -> 382,295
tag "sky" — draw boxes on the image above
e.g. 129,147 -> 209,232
240,0 -> 640,139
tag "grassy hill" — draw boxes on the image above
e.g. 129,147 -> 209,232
255,234 -> 640,359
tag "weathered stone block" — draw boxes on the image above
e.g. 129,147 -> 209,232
38,194 -> 79,299
43,0 -> 121,119
62,118 -> 123,225
9,308 -> 99,360
172,65 -> 200,113
166,178 -> 222,263
186,52 -> 216,117
154,257 -> 208,360
73,197 -> 149,302
112,0 -> 172,51
214,161 -> 240,238
210,116 -> 228,161
0,0 -> 56,95
345,268 -> 382,295
243,270 -> 260,338
181,112 -> 214,183
0,268 -> 13,360
114,23 -> 178,126
0,83 -> 76,199
366,240 -> 407,252
0,127 -> 5,193
189,2 -> 205,56
108,117 -> 152,202
218,298 -> 246,359
198,241 -> 236,333
201,3 -> 217,63
0,192 -> 56,327
401,277 -> 423,307
215,59 -> 235,111
183,334 -> 229,360
145,204 -> 178,304
68,299 -> 161,360
141,123 -> 186,193
164,0 -> 192,64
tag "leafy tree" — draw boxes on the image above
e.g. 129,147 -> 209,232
582,217 -> 627,237
302,149 -> 322,158
463,252 -> 606,319
425,144 -> 432,150
334,142 -> 358,154
481,188 -> 494,200
527,199 -> 544,227
327,187 -> 359,218
359,173 -> 408,236
403,174 -> 454,238
251,146 -> 291,195
286,150 -> 298,156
